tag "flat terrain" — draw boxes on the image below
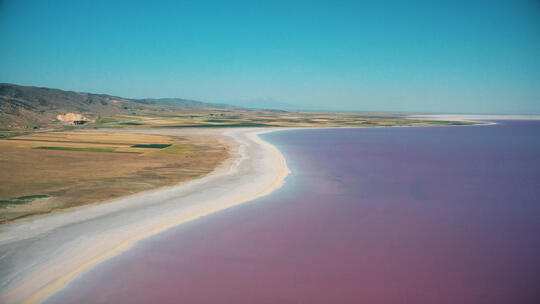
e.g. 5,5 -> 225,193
0,131 -> 228,223
0,128 -> 289,304
0,83 -> 477,223
0,110 -> 475,223
92,110 -> 474,129
0,107 -> 476,224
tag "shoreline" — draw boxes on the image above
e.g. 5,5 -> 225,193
0,118 -> 524,303
407,114 -> 540,125
0,128 -> 291,304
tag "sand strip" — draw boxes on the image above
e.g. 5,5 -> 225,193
408,114 -> 540,124
0,128 -> 290,304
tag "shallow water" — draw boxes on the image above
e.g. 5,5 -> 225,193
47,121 -> 540,303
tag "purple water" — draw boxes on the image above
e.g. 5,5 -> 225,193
47,121 -> 540,303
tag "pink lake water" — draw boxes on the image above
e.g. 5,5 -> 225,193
46,121 -> 540,303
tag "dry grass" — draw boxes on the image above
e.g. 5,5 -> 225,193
93,110 -> 475,128
0,131 -> 228,223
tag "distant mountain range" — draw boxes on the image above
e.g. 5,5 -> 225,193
230,98 -> 300,111
0,83 -> 235,129
135,98 -> 232,109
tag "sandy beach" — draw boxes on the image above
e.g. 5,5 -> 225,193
0,128 -> 290,304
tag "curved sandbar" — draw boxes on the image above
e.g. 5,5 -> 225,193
0,128 -> 290,304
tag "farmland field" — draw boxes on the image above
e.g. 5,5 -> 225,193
91,110 -> 475,129
0,131 -> 228,223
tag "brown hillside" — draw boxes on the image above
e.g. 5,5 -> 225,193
0,83 -> 228,129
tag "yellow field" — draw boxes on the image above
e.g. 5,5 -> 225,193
0,131 -> 228,223
93,110 -> 473,128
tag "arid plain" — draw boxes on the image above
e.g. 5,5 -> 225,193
0,131 -> 228,223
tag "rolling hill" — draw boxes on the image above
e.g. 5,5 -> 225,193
0,83 -> 232,129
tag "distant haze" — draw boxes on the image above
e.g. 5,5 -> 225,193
1,1 -> 539,114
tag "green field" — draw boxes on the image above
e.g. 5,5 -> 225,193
0,194 -> 49,206
131,144 -> 172,148
34,146 -> 142,154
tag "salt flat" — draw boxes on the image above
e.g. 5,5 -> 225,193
0,128 -> 290,304
409,114 -> 540,122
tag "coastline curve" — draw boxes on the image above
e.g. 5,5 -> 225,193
0,128 -> 291,304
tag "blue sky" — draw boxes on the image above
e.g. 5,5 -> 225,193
1,0 -> 539,113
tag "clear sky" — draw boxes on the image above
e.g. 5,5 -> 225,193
1,0 -> 539,113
